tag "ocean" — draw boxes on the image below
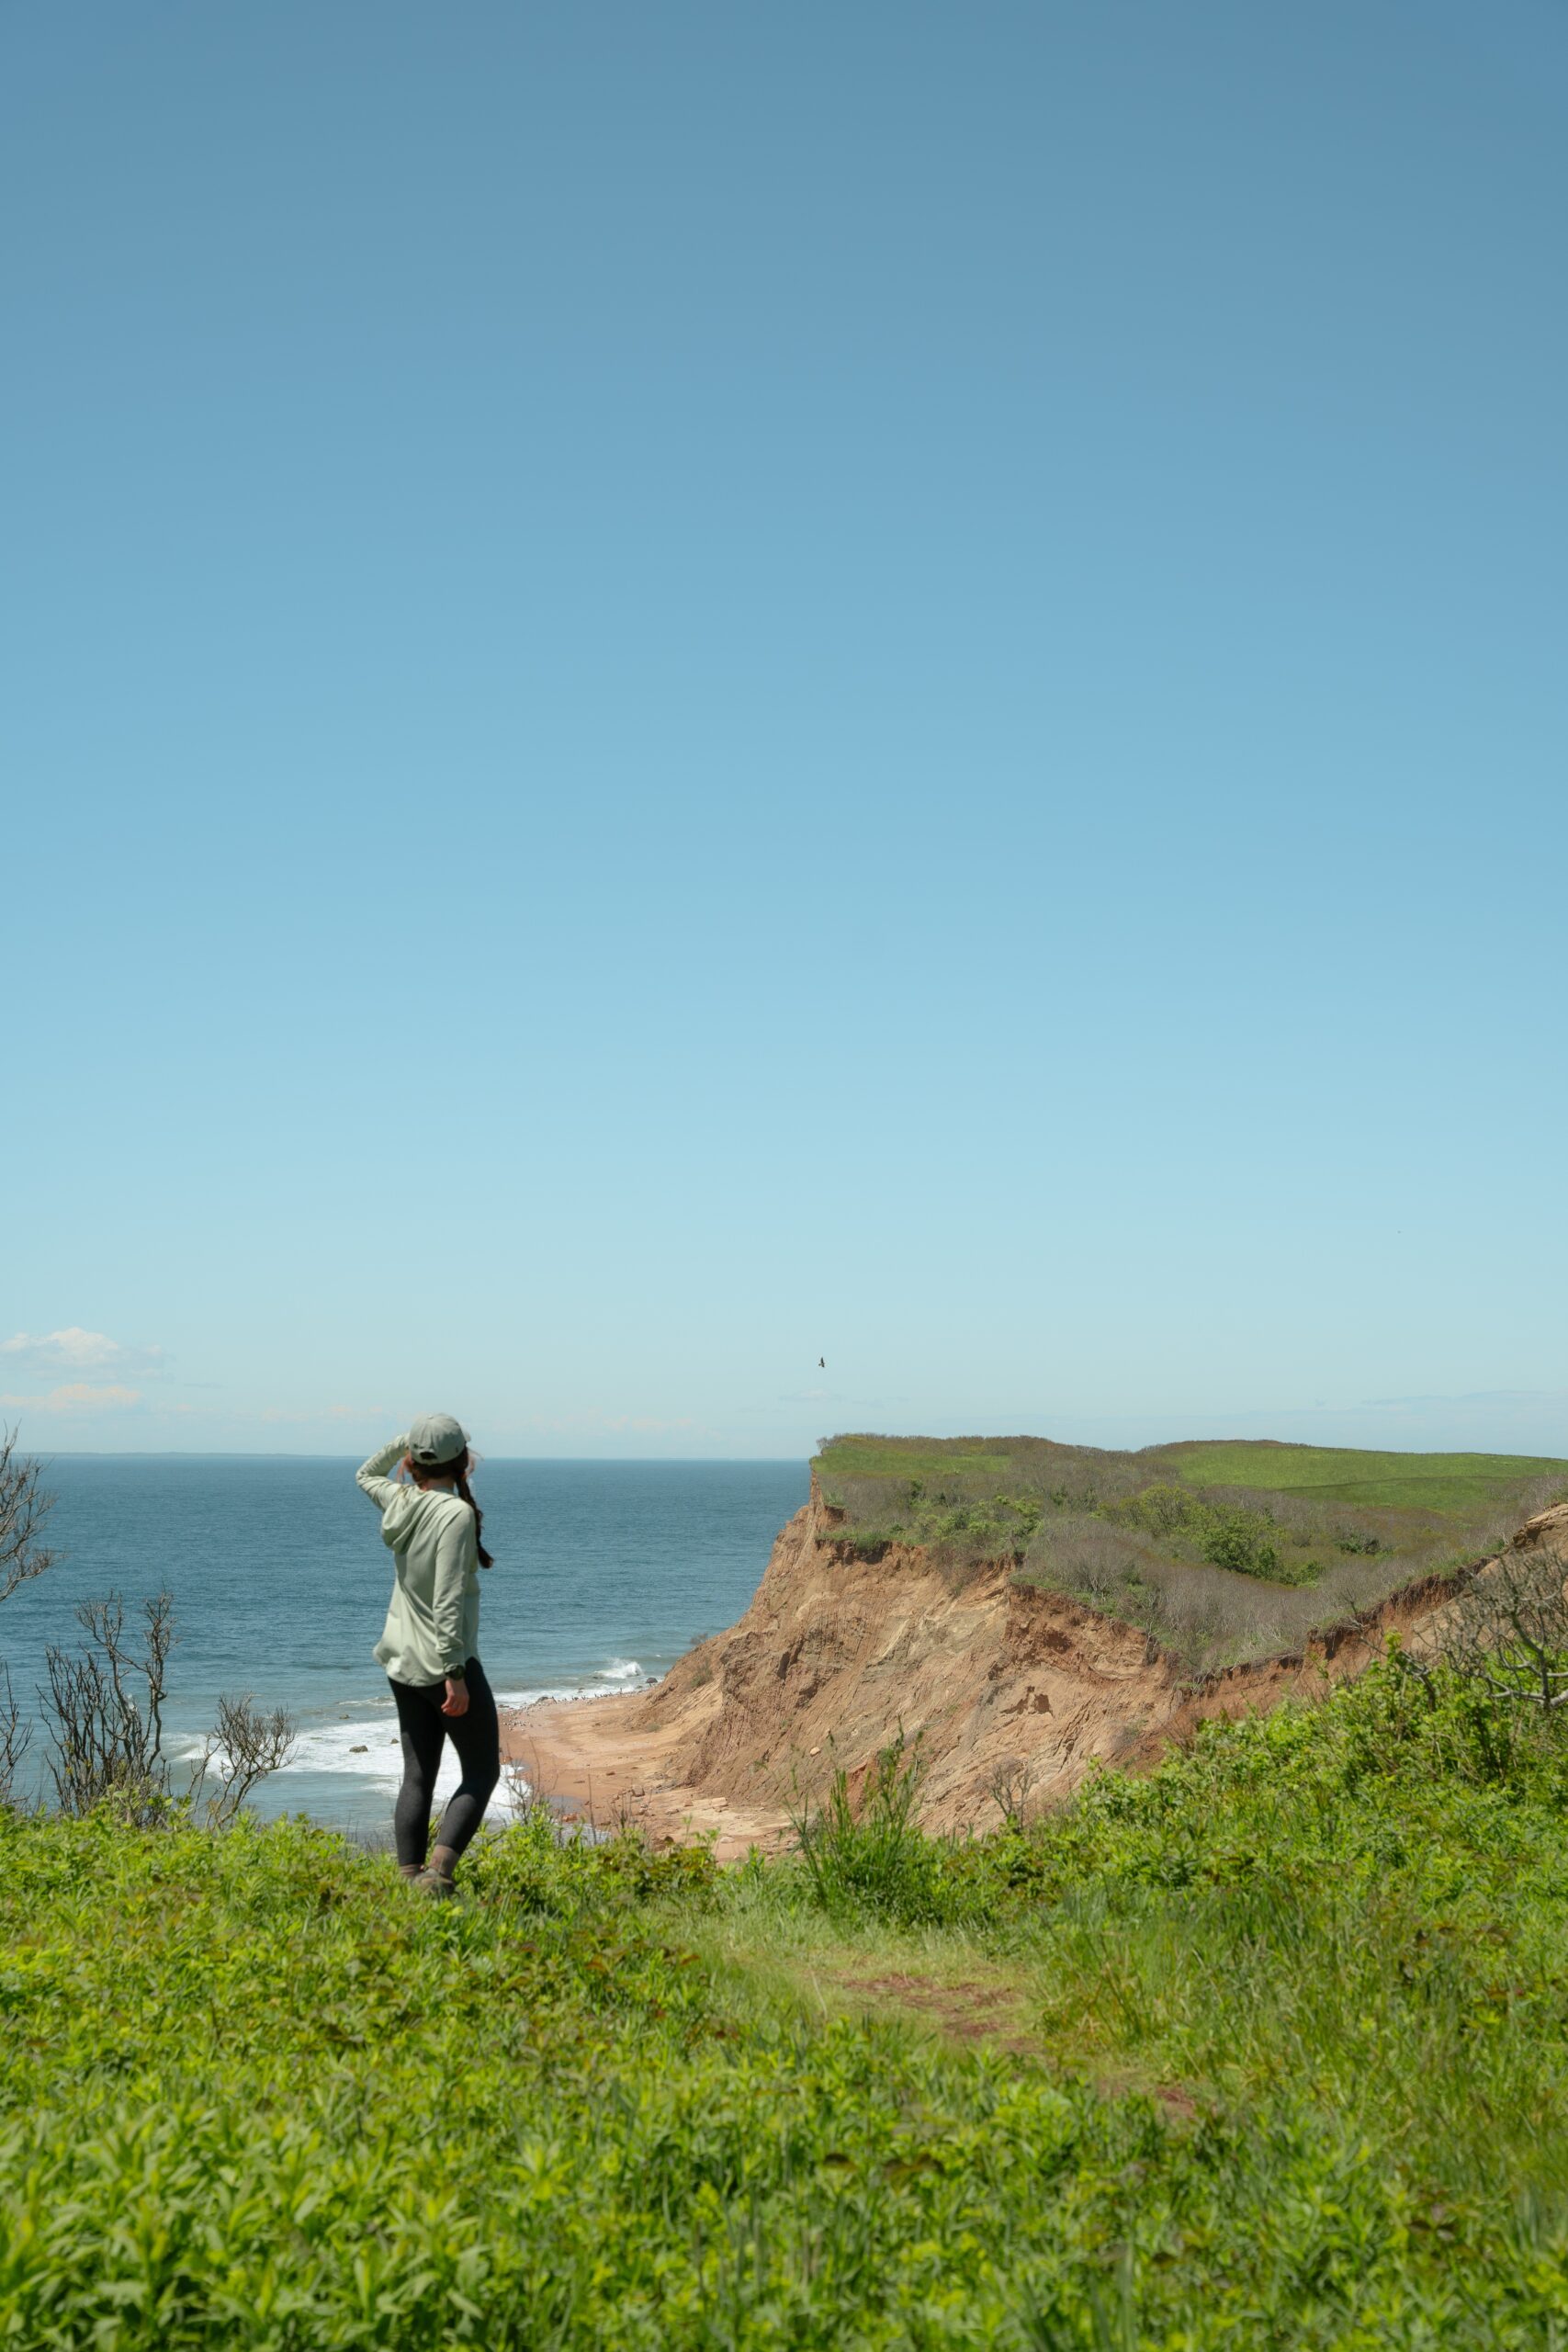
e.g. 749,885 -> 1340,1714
1,1456 -> 807,1833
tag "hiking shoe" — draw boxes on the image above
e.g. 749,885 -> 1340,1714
412,1867 -> 457,1899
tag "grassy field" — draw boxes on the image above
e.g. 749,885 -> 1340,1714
813,1435 -> 1568,1672
1159,1441 -> 1568,1513
5,1651 -> 1568,2346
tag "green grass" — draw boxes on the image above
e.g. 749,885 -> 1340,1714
1158,1441 -> 1568,1514
815,1433 -> 1568,1530
818,1420 -> 1568,1514
7,1653 -> 1568,2345
812,1433 -> 1568,1670
813,1435 -> 1032,1487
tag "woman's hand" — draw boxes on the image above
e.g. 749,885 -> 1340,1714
441,1675 -> 469,1718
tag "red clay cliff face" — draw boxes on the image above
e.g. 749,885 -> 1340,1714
615,1488 -> 1566,1835
502,1494 -> 1568,1845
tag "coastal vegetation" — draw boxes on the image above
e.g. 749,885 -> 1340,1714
0,1429 -> 57,1806
814,1433 -> 1568,1671
6,1644 -> 1568,2344
7,1434 -> 1568,2343
0,1431 -> 298,1827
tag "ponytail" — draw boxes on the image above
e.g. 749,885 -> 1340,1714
409,1443 -> 495,1568
453,1460 -> 495,1569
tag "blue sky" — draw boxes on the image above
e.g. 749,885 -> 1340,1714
6,0 -> 1566,1459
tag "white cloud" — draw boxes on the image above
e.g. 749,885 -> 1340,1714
0,1328 -> 166,1377
0,1382 -> 143,1412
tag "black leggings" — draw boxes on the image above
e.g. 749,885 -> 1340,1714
388,1657 -> 501,1869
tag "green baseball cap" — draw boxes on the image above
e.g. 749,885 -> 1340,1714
407,1411 -> 470,1468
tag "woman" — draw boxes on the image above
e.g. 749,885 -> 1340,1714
356,1414 -> 501,1894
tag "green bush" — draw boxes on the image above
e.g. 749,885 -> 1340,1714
1195,1501 -> 1282,1578
468,1808 -> 719,1915
1109,1484 -> 1285,1580
791,1731 -> 971,1927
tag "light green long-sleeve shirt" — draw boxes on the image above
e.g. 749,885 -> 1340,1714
356,1434 -> 480,1683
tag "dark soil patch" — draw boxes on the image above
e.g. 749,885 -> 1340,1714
835,1972 -> 1033,2048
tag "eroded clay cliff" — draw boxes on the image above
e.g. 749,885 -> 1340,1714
618,1486 -> 1568,1833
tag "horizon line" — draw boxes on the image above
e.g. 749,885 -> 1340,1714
25,1434 -> 1568,1465
27,1448 -> 814,1464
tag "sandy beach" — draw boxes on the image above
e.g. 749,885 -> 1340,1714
500,1691 -> 793,1862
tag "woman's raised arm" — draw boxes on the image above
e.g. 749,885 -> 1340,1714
355,1433 -> 409,1510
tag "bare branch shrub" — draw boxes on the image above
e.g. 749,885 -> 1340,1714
0,1426 -> 57,1604
0,1429 -> 58,1806
1141,1587 -> 1247,1682
42,1590 -> 298,1826
501,1755 -> 547,1827
41,1589 -> 175,1821
1017,1498 -> 1495,1679
1027,1513 -> 1156,1603
1440,1552 -> 1568,1713
987,1753 -> 1036,1830
1501,1477 -> 1568,1529
0,1660 -> 28,1809
187,1694 -> 299,1827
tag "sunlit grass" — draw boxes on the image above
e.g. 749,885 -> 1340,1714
1161,1440 -> 1568,1512
6,1654 -> 1568,2344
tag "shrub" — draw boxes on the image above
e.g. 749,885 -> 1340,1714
1107,1485 -> 1287,1582
1439,1549 -> 1568,1717
1022,1513 -> 1159,1605
0,1428 -> 55,1807
1197,1502 -> 1282,1579
38,1588 -> 297,1828
792,1729 -> 958,1923
471,1808 -> 719,1915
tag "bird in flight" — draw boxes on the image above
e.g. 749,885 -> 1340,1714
818,1357 -> 826,1368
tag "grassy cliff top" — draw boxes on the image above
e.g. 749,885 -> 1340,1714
817,1432 -> 1568,1514
812,1432 -> 1568,1671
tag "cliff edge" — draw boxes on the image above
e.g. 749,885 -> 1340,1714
501,1476 -> 1568,1847
567,1480 -> 1563,1837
